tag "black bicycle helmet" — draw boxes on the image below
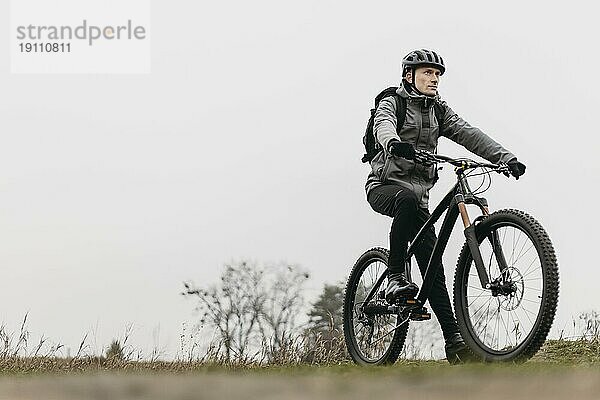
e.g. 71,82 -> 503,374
402,49 -> 445,75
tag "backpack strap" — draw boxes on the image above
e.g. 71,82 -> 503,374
433,102 -> 445,136
393,95 -> 407,135
432,101 -> 446,158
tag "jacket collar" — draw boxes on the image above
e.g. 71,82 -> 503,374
396,82 -> 439,108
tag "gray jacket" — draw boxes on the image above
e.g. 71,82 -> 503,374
365,84 -> 516,208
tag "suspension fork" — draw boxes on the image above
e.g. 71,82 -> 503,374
487,217 -> 511,279
456,173 -> 492,289
457,195 -> 489,288
473,192 -> 511,279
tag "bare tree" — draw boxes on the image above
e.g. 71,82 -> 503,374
182,261 -> 309,362
260,265 -> 310,350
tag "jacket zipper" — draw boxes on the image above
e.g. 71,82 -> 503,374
414,100 -> 429,158
410,101 -> 426,183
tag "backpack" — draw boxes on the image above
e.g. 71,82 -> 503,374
361,87 -> 445,163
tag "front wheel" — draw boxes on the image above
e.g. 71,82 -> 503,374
343,248 -> 408,365
453,209 -> 559,362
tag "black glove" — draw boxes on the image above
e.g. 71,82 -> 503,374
507,158 -> 526,180
388,140 -> 415,160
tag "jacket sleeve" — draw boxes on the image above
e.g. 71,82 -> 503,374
439,100 -> 516,164
373,97 -> 400,152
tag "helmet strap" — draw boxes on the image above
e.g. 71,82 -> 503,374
407,68 -> 425,96
405,67 -> 436,99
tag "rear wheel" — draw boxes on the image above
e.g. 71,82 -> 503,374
453,209 -> 559,362
343,248 -> 408,365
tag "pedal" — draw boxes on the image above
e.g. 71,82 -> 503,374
409,307 -> 431,321
395,297 -> 418,306
379,291 -> 419,306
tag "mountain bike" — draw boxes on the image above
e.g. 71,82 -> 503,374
343,151 -> 559,364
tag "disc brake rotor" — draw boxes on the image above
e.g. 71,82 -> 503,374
498,267 -> 524,311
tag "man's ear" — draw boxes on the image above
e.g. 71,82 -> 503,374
405,71 -> 413,84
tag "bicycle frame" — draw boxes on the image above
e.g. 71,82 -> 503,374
362,167 -> 510,308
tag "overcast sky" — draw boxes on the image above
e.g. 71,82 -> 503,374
0,0 -> 599,357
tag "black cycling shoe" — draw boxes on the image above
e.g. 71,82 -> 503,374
445,332 -> 475,364
386,272 -> 419,303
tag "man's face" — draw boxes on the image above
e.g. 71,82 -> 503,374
407,66 -> 442,96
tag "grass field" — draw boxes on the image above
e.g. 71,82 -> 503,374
0,340 -> 599,400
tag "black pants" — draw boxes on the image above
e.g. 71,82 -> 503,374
367,184 -> 459,340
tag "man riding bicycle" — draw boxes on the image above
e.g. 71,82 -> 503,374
365,49 -> 526,361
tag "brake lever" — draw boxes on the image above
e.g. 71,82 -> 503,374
497,162 -> 511,177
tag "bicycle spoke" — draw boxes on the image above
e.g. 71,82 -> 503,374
521,263 -> 542,279
492,304 -> 500,349
522,277 -> 542,282
510,227 -> 516,265
499,311 -> 511,349
523,286 -> 541,292
468,285 -> 487,291
513,242 -> 534,266
507,308 -> 521,343
521,297 -> 542,304
468,290 -> 489,307
472,297 -> 494,328
519,304 -> 536,322
481,301 -> 492,342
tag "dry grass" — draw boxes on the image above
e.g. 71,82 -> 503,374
0,315 -> 350,374
0,338 -> 598,375
532,339 -> 600,364
2,311 -> 600,374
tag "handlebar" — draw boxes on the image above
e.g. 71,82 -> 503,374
413,149 -> 511,177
